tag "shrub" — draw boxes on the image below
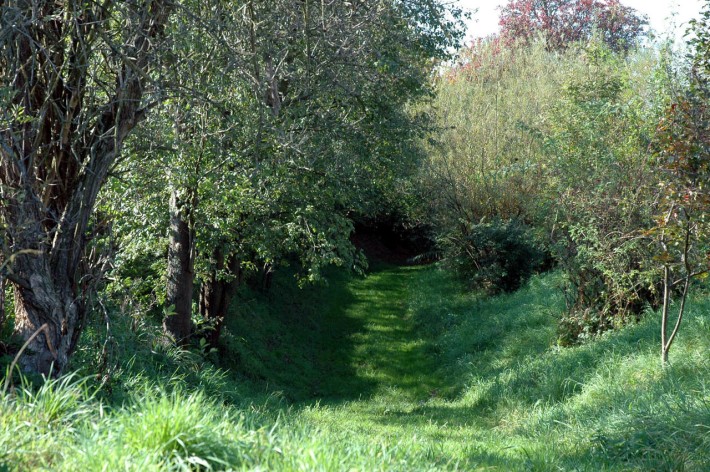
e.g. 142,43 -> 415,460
538,41 -> 668,344
443,218 -> 544,294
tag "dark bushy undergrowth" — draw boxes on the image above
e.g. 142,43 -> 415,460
444,218 -> 545,294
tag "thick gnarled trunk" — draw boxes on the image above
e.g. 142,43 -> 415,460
3,193 -> 91,374
12,263 -> 83,375
0,251 -> 5,331
5,191 -> 105,373
0,1 -> 174,374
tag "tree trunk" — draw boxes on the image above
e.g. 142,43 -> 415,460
5,179 -> 117,372
199,246 -> 241,348
0,1 -> 174,374
0,251 -> 5,332
164,190 -> 195,344
11,261 -> 83,375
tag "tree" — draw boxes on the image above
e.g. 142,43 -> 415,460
499,0 -> 647,52
0,1 -> 173,374
104,0 -> 466,348
185,0 -> 465,347
651,3 -> 710,365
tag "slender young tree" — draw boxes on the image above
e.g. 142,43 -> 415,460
653,4 -> 710,365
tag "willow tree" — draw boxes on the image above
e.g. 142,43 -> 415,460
0,1 -> 173,374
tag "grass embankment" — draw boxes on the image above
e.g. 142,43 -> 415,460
1,264 -> 709,470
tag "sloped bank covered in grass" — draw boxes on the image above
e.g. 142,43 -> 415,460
2,264 -> 709,470
292,267 -> 710,470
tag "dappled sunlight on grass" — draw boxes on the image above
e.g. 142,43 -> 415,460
293,264 -> 710,470
342,268 -> 451,403
2,264 -> 708,470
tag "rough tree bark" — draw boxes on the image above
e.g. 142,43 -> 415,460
0,252 -> 5,331
164,190 -> 195,344
0,1 -> 173,374
199,246 -> 241,349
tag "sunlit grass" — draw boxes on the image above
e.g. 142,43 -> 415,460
1,264 -> 708,470
293,265 -> 710,470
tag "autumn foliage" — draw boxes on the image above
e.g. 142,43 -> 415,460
499,0 -> 647,52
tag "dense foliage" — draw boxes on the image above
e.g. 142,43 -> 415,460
423,0 -> 709,350
499,0 -> 648,52
0,0 -> 464,367
0,0 -> 708,469
108,0 -> 465,347
442,218 -> 544,294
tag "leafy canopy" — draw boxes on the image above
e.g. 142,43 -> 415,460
499,0 -> 648,52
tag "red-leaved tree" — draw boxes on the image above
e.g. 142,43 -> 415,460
499,0 -> 647,52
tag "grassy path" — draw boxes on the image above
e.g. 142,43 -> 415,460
294,264 -> 710,470
298,263 -> 559,469
318,264 -> 447,402
2,264 -> 708,470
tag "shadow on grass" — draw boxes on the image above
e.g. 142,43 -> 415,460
219,263 -> 455,405
220,266 -> 378,402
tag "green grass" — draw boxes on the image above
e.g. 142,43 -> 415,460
1,264 -> 709,470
